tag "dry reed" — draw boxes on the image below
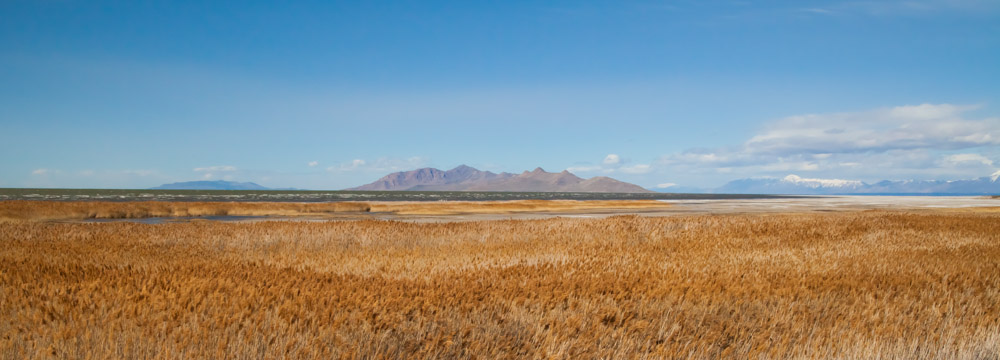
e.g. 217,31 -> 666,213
0,200 -> 672,221
0,201 -> 372,221
368,199 -> 671,215
1,210 -> 999,358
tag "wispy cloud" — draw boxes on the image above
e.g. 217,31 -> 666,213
122,170 -> 157,177
943,153 -> 994,166
813,0 -> 1000,16
308,161 -> 319,167
655,103 -> 999,182
194,165 -> 238,180
798,7 -> 836,15
602,154 -> 622,166
620,164 -> 652,174
23,168 -> 167,188
743,104 -> 995,156
193,165 -> 237,172
329,159 -> 367,172
568,154 -> 653,175
565,165 -> 603,173
326,157 -> 428,173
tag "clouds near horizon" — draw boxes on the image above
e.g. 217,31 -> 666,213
653,104 -> 999,184
744,104 -> 996,156
568,154 -> 653,176
193,165 -> 238,180
15,103 -> 998,189
326,157 -> 429,173
2,2 -> 997,189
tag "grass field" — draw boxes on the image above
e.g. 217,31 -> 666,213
2,207 -> 999,358
0,200 -> 673,221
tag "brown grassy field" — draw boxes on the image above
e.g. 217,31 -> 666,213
0,201 -> 372,221
371,199 -> 672,215
2,209 -> 999,358
0,200 -> 672,221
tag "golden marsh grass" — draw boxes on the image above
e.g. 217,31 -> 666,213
1,209 -> 999,358
370,199 -> 672,215
0,201 -> 372,221
0,200 -> 672,221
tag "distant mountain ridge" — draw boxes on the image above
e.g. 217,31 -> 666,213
349,165 -> 653,193
705,171 -> 1000,195
151,180 -> 278,190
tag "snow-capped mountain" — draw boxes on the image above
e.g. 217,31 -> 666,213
709,172 -> 1000,195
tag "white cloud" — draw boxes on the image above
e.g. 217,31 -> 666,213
122,170 -> 156,177
654,104 -> 999,183
620,164 -> 652,174
193,165 -> 237,172
799,8 -> 835,15
759,161 -> 819,172
655,183 -> 677,189
308,161 -> 319,167
943,153 -> 994,166
782,174 -> 864,188
566,165 -> 602,173
327,157 -> 428,172
567,154 -> 652,175
603,154 -> 622,166
23,168 -> 168,188
813,0 -> 1000,16
327,159 -> 366,172
743,104 -> 997,156
194,165 -> 237,180
666,103 -> 998,161
659,151 -> 742,166
887,103 -> 975,120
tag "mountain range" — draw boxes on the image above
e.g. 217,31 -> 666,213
153,170 -> 1000,195
348,165 -> 653,193
680,171 -> 1000,195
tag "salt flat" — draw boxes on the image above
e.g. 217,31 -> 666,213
363,196 -> 1000,222
665,195 -> 999,213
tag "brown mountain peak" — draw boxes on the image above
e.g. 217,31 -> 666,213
349,165 -> 651,192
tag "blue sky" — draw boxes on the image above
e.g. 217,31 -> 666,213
2,0 -> 999,189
